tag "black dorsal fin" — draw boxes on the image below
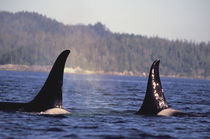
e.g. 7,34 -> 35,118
137,60 -> 168,115
26,50 -> 70,112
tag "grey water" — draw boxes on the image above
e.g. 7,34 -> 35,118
0,70 -> 209,138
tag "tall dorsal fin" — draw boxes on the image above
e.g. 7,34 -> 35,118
137,60 -> 168,115
26,50 -> 70,112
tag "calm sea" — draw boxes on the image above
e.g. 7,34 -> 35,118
0,70 -> 209,138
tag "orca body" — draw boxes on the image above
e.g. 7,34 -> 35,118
0,50 -> 70,115
137,60 -> 185,116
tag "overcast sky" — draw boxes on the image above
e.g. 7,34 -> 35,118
0,0 -> 209,43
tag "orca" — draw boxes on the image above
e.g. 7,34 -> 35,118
137,60 -> 185,116
0,50 -> 70,115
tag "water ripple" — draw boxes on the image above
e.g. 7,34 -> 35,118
0,71 -> 209,138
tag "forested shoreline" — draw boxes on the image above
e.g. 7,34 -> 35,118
0,11 -> 209,79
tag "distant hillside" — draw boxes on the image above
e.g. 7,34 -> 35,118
0,11 -> 209,78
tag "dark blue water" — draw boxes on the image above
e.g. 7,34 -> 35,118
0,70 -> 209,138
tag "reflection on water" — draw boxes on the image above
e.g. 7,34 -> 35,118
0,71 -> 209,138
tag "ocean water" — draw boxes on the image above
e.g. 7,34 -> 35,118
0,70 -> 209,138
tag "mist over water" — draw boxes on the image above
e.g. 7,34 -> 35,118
0,71 -> 209,138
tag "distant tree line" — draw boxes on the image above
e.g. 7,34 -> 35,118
0,11 -> 209,78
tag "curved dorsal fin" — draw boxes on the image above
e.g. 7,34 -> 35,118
27,50 -> 70,112
137,60 -> 168,115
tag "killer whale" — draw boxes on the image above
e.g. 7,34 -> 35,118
0,50 -> 70,115
137,60 -> 185,116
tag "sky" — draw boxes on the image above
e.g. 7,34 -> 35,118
0,0 -> 209,43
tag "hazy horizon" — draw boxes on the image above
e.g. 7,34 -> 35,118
0,0 -> 210,43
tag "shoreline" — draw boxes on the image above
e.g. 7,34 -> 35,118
0,64 -> 209,80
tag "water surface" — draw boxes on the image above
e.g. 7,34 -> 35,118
0,71 -> 209,138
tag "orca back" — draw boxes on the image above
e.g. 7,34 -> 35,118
137,60 -> 168,115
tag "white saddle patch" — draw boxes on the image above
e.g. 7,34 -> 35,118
157,108 -> 183,116
40,108 -> 70,115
